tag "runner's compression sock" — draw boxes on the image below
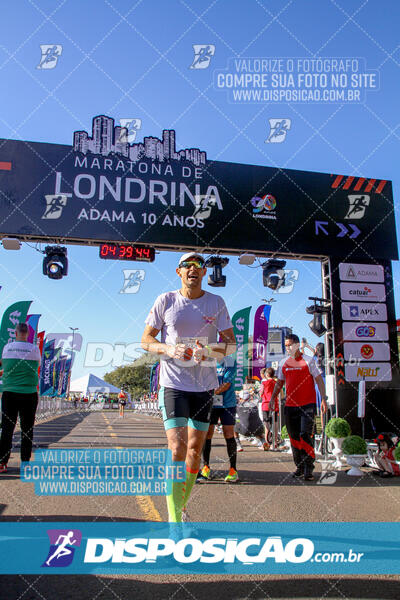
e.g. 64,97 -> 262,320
166,480 -> 185,523
182,466 -> 199,509
202,438 -> 212,466
225,437 -> 237,470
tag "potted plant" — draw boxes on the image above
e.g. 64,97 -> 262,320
394,443 -> 400,464
325,418 -> 351,468
280,426 -> 291,454
342,435 -> 368,476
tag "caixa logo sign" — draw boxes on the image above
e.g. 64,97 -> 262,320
355,325 -> 376,338
83,536 -> 314,564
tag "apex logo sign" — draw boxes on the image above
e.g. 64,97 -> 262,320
341,302 -> 387,322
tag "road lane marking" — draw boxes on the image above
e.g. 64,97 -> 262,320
102,412 -> 162,522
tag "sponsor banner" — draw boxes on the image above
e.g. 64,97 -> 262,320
50,347 -> 62,397
344,362 -> 392,382
61,358 -> 72,397
343,342 -> 390,362
339,263 -> 384,283
27,313 -> 41,343
0,300 -> 32,356
232,306 -> 251,391
341,302 -> 387,322
40,339 -> 55,395
0,522 -> 399,574
150,362 -> 160,394
342,322 -> 389,342
252,304 -> 271,380
0,300 -> 32,390
0,120 -> 397,260
340,282 -> 386,303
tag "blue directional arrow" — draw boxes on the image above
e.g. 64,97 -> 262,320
315,220 -> 329,235
336,223 -> 348,237
349,224 -> 361,239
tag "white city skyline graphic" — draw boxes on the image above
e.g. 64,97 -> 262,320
73,115 -> 207,167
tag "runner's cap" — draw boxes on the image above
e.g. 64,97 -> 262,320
178,252 -> 205,266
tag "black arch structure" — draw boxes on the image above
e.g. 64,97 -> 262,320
0,116 -> 398,435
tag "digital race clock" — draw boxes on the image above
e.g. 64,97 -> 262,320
99,243 -> 155,262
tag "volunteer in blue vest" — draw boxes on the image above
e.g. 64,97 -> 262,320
0,322 -> 41,473
197,355 -> 239,483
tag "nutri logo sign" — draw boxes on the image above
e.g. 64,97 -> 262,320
340,282 -> 386,303
344,362 -> 392,382
341,302 -> 388,322
342,321 -> 389,342
339,263 -> 384,283
343,342 -> 390,362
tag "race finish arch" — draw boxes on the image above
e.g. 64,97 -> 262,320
0,114 -> 398,435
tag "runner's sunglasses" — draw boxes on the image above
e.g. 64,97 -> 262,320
179,259 -> 205,269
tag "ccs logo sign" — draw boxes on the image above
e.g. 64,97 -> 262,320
355,326 -> 376,338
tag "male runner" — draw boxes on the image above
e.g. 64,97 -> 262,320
269,334 -> 327,481
141,252 -> 236,522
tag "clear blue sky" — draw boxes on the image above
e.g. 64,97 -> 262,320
0,0 -> 399,381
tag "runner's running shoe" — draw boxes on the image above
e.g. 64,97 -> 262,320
236,440 -> 243,452
0,463 -> 7,473
197,465 -> 212,482
224,468 -> 239,483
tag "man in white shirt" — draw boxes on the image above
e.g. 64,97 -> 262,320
141,252 -> 236,522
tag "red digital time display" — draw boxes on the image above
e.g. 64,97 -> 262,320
99,244 -> 155,262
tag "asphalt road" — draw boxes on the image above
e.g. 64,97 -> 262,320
0,408 -> 399,600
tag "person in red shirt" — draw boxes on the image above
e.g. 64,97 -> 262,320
269,334 -> 327,481
118,390 -> 127,418
260,367 -> 279,448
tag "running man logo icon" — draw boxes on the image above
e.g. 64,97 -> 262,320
192,195 -> 217,221
119,118 -> 142,144
265,119 -> 291,143
42,195 -> 68,219
42,529 -> 82,567
37,45 -> 63,69
190,45 -> 215,69
345,194 -> 370,219
317,464 -> 338,485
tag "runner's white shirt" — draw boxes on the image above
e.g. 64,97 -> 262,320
145,290 -> 232,392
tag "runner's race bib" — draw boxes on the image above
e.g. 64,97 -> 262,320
176,336 -> 214,364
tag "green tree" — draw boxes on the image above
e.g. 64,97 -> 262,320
104,353 -> 159,398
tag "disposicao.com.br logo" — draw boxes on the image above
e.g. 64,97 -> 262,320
1,522 -> 392,574
83,535 -> 363,566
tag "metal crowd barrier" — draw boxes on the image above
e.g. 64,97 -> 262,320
132,400 -> 161,418
35,396 -> 80,422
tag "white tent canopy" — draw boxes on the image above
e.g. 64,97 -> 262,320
70,374 -> 130,399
